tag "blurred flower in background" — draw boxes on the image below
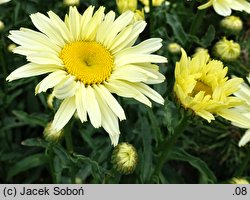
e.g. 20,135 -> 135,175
0,0 -> 11,5
213,37 -> 241,62
63,0 -> 80,6
167,42 -> 182,54
139,0 -> 165,13
174,49 -> 249,127
232,74 -> 250,147
230,177 -> 250,184
116,0 -> 137,13
198,0 -> 250,16
6,6 -> 167,146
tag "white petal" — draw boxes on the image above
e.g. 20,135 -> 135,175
6,63 -> 62,81
67,6 -> 81,40
9,28 -> 61,54
111,21 -> 147,54
94,88 -> 120,146
52,96 -> 76,131
130,82 -> 165,105
53,76 -> 77,99
27,52 -> 64,66
112,64 -> 159,83
213,1 -> 232,16
79,6 -> 95,40
94,84 -> 126,121
75,83 -> 88,123
86,86 -> 102,128
82,6 -> 105,41
96,11 -> 116,44
30,12 -> 65,47
239,129 -> 250,147
105,79 -> 152,106
104,11 -> 134,49
35,70 -> 67,94
115,54 -> 167,67
116,38 -> 163,56
47,11 -> 73,43
218,109 -> 250,128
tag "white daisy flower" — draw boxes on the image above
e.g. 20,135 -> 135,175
198,0 -> 250,16
6,6 -> 167,146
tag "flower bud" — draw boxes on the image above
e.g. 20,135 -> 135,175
213,37 -> 240,62
167,42 -> 181,54
0,20 -> 5,31
111,142 -> 138,174
63,0 -> 80,6
220,16 -> 243,34
116,0 -> 137,13
44,122 -> 64,143
7,43 -> 17,52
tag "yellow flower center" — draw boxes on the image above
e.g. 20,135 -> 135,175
60,41 -> 113,85
191,81 -> 213,97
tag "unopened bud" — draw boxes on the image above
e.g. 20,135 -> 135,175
220,16 -> 243,34
116,0 -> 137,13
44,122 -> 64,143
111,142 -> 138,174
213,37 -> 240,62
167,42 -> 181,54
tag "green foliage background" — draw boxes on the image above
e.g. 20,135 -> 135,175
0,0 -> 250,183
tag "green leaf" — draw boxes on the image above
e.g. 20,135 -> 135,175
21,138 -> 47,148
7,153 -> 47,180
200,25 -> 215,47
168,148 -> 217,183
163,98 -> 182,134
166,13 -> 189,46
139,117 -> 153,183
12,110 -> 47,127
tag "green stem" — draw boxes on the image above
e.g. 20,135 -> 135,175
47,144 -> 56,183
149,0 -> 154,36
153,115 -> 188,176
64,120 -> 74,154
64,120 -> 75,183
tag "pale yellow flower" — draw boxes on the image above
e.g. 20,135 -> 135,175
6,6 -> 167,146
213,37 -> 241,62
174,49 -> 250,126
198,0 -> 250,16
232,74 -> 250,146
